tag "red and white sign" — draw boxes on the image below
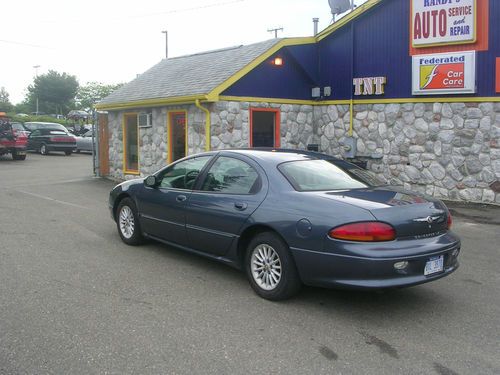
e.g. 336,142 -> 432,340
412,51 -> 476,95
412,0 -> 476,48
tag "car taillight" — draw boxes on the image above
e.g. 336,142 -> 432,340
329,222 -> 396,242
447,213 -> 452,229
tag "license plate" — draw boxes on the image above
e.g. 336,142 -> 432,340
17,151 -> 26,155
424,255 -> 444,276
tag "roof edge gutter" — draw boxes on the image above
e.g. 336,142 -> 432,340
95,95 -> 207,111
195,99 -> 211,152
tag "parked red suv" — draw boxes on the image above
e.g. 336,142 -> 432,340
0,113 -> 28,160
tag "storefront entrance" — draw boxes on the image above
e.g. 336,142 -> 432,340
250,108 -> 280,148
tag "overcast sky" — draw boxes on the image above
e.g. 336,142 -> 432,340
1,0 -> 366,105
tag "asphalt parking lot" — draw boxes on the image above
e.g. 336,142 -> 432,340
1,153 -> 499,375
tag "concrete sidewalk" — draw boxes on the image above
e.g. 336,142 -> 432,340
446,200 -> 500,225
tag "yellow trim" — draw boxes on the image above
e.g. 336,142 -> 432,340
195,100 -> 211,151
219,95 -> 322,105
122,112 -> 140,175
316,0 -> 383,42
411,0 -> 477,48
167,110 -> 188,164
220,95 -> 500,105
96,95 -> 207,111
349,99 -> 354,137
209,37 -> 316,98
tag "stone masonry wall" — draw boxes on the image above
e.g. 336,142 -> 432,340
106,100 -> 500,204
316,102 -> 500,204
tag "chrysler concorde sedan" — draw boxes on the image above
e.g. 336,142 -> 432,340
109,150 -> 460,300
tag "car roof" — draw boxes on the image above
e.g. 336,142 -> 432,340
217,148 -> 344,166
25,122 -> 64,125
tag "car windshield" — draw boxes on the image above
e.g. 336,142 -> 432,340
279,159 -> 384,191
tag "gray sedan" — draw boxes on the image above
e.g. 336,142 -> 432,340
109,149 -> 460,300
75,130 -> 94,153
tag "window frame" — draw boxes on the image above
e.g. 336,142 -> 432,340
122,112 -> 140,175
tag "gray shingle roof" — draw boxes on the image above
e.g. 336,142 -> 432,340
99,39 -> 282,106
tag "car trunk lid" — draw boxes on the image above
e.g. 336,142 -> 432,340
317,187 -> 449,238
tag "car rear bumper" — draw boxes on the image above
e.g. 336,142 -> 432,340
290,240 -> 460,290
47,144 -> 76,152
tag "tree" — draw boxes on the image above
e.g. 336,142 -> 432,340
0,87 -> 13,112
26,70 -> 79,115
75,82 -> 123,112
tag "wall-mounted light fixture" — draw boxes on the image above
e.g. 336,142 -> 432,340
272,57 -> 284,66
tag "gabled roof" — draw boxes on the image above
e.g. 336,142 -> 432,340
96,0 -> 382,110
98,39 -> 283,109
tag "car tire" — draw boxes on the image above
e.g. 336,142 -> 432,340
245,232 -> 301,301
12,151 -> 26,160
65,151 -> 72,156
116,198 -> 144,246
40,144 -> 49,155
76,149 -> 80,154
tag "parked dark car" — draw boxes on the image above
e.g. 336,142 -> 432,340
27,128 -> 76,155
23,122 -> 69,135
109,150 -> 460,300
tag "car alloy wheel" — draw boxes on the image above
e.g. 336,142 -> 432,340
116,198 -> 144,246
245,232 -> 301,300
40,144 -> 48,155
119,205 -> 135,239
250,244 -> 282,291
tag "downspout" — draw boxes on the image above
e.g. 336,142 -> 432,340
349,19 -> 354,137
195,99 -> 211,151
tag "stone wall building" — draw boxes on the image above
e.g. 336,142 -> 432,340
97,0 -> 500,204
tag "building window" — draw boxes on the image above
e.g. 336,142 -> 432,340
168,111 -> 187,163
123,113 -> 139,174
250,108 -> 280,148
138,112 -> 153,128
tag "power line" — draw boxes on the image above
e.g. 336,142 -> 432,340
0,39 -> 56,50
131,0 -> 246,19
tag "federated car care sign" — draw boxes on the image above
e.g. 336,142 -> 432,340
411,0 -> 476,47
412,51 -> 476,95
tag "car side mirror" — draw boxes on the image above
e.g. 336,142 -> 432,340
144,175 -> 158,188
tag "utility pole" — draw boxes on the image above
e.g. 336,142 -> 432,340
267,27 -> 283,39
33,65 -> 40,115
161,30 -> 168,59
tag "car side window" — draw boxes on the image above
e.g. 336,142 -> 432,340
159,156 -> 211,190
30,130 -> 41,137
201,156 -> 260,194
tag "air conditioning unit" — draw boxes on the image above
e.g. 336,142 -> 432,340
138,112 -> 153,128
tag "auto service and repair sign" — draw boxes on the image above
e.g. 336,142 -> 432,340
412,0 -> 476,47
412,51 -> 476,95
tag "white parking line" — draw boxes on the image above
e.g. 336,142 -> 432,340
17,190 -> 90,210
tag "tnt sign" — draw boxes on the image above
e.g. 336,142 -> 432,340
412,51 -> 476,95
411,0 -> 476,47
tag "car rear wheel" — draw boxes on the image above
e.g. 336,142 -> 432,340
245,232 -> 301,301
12,150 -> 26,160
116,198 -> 144,246
65,150 -> 72,156
40,144 -> 49,155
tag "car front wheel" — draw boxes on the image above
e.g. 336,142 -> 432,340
40,144 -> 49,155
116,198 -> 144,246
245,232 -> 301,301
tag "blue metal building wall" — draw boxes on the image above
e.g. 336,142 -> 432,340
222,44 -> 318,100
223,0 -> 500,100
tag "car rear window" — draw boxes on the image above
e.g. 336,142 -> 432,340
279,160 -> 371,191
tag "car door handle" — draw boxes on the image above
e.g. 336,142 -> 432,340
234,202 -> 248,211
176,195 -> 187,202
